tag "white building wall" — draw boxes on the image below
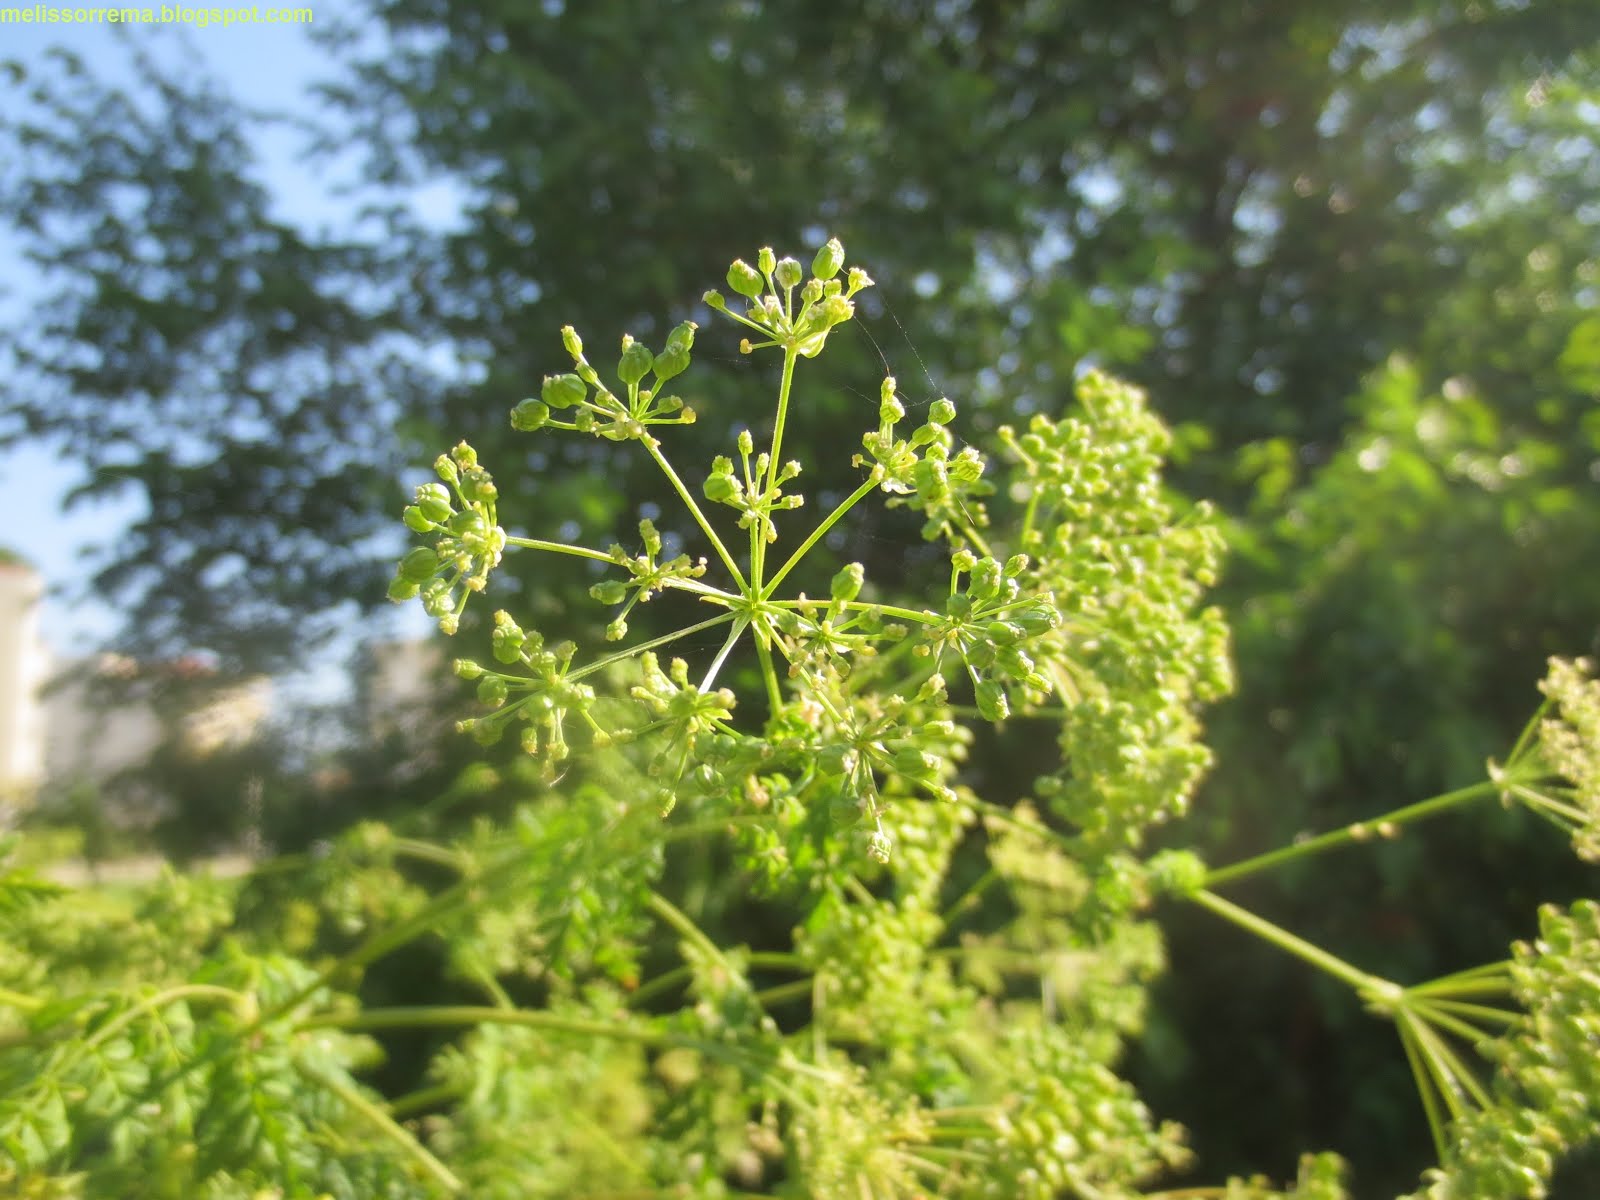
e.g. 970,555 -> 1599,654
0,563 -> 49,811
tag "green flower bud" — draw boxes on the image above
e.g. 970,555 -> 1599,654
1004,553 -> 1030,576
846,266 -> 874,295
403,506 -> 434,533
879,389 -> 905,426
561,325 -> 583,359
453,658 -> 483,680
399,547 -> 439,583
1010,603 -> 1060,637
589,579 -> 628,605
702,289 -> 726,310
447,510 -> 486,541
542,373 -> 587,409
511,398 -> 550,431
892,746 -> 940,778
387,576 -> 419,602
774,256 -> 802,289
703,473 -> 739,504
727,259 -> 763,298
618,335 -> 654,385
737,429 -> 754,456
663,319 -> 697,355
987,620 -> 1024,645
653,348 -> 689,384
605,617 -> 628,641
460,467 -> 497,504
452,442 -> 478,470
491,614 -> 526,664
950,448 -> 985,482
434,454 -> 458,484
970,558 -> 1002,600
639,518 -> 662,556
476,676 -> 509,708
415,482 -> 453,523
831,562 -> 865,603
812,237 -> 844,280
1147,849 -> 1207,898
801,278 -> 823,304
951,548 -> 977,573
757,246 -> 776,276
929,397 -> 957,425
976,678 -> 1010,722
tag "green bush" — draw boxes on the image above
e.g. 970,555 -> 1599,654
3,242 -> 1598,1199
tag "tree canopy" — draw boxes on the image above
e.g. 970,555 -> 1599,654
2,0 -> 1598,1189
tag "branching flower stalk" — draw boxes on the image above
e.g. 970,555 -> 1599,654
7,242 -> 1600,1200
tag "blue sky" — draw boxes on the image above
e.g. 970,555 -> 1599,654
0,2 -> 407,661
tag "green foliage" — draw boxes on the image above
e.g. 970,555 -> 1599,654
5,247 -> 1600,1199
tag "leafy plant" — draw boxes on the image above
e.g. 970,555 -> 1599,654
3,242 -> 1598,1198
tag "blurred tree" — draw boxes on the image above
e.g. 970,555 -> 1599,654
2,0 -> 1598,1188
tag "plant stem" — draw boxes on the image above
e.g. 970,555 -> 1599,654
569,613 -> 738,685
301,1004 -> 675,1046
628,965 -> 691,1008
643,438 -> 748,590
1202,778 -> 1506,888
85,983 -> 244,1052
390,838 -> 468,873
754,347 -> 801,587
753,635 -> 785,713
297,1056 -> 464,1194
504,536 -> 619,563
386,1080 -> 465,1120
762,476 -> 879,597
0,985 -> 41,1011
1190,889 -> 1387,997
646,892 -> 723,964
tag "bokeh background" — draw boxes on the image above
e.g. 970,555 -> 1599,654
2,2 -> 1598,1193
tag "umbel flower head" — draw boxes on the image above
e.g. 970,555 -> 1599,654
702,239 -> 873,359
387,441 -> 506,635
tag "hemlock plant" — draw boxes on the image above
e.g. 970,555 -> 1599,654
3,240 -> 1599,1198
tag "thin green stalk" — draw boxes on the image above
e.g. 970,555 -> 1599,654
390,838 -> 467,873
627,965 -> 691,1008
0,985 -> 42,1011
1406,1010 -> 1494,1112
504,536 -> 619,563
1407,962 -> 1513,999
300,1004 -> 675,1046
754,347 -> 802,587
1398,1014 -> 1450,1160
1407,997 -> 1507,1044
761,476 -> 879,597
1203,778 -> 1506,888
570,612 -> 738,685
261,849 -> 527,1023
85,983 -> 244,1052
753,979 -> 814,1006
297,1056 -> 463,1194
1190,889 -> 1387,997
753,634 -> 785,714
387,1080 -> 465,1120
1418,997 -> 1518,1026
765,598 -> 941,626
747,951 -> 809,972
1504,694 -> 1553,767
698,614 -> 751,693
642,438 -> 748,590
